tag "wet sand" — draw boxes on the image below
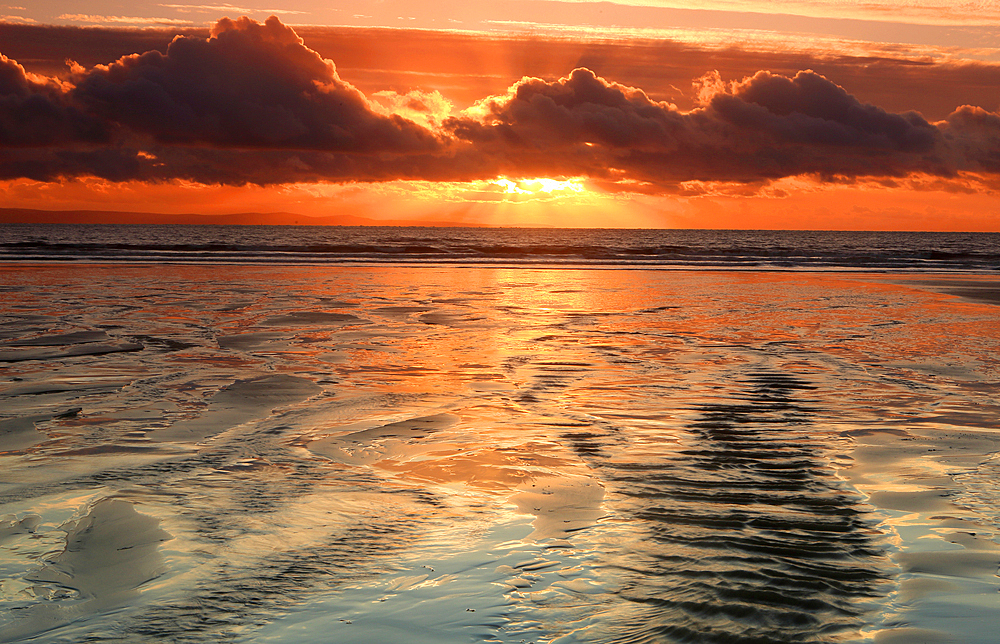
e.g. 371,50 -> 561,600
1,265 -> 998,643
877,275 -> 1000,306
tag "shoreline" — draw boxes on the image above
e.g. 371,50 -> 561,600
877,276 -> 1000,306
3,260 -> 1000,273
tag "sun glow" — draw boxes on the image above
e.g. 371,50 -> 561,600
493,177 -> 586,195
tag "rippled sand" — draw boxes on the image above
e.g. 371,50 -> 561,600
1,265 -> 999,643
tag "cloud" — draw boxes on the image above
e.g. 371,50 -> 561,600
457,68 -> 684,150
0,53 -> 108,148
939,105 -> 1000,173
370,89 -> 454,129
70,16 -> 441,154
57,14 -> 197,26
158,4 -> 308,15
6,21 -> 999,119
0,16 -> 999,192
716,70 -> 937,152
443,67 -> 963,187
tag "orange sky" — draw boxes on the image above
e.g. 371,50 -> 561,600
1,2 -> 999,229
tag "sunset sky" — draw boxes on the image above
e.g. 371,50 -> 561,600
2,1 -> 999,228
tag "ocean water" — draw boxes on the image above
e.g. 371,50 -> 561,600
2,224 -> 999,271
1,234 -> 999,643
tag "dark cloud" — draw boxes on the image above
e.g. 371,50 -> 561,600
0,53 -> 107,146
444,67 -> 963,186
940,106 -> 1000,173
8,22 -> 1000,121
455,69 -> 685,149
717,70 -> 936,152
70,16 -> 439,152
0,16 -> 998,192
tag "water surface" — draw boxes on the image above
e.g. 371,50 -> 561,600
3,225 -> 999,271
1,265 -> 998,643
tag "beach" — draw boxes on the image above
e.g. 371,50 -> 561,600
1,264 -> 999,643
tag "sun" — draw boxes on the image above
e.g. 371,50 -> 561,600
492,177 -> 586,196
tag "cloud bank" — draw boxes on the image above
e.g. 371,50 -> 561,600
1,16 -> 998,193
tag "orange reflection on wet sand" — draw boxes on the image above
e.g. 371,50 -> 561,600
1,264 -> 999,644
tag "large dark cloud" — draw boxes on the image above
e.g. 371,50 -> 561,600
7,22 -> 1000,121
70,16 -> 439,152
0,16 -> 998,191
443,67 -> 969,186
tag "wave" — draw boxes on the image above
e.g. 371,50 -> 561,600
2,224 -> 999,271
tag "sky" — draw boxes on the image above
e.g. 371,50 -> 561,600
1,1 -> 999,229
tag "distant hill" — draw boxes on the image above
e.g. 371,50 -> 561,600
0,208 -> 489,227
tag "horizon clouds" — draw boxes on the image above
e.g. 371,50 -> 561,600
2,15 -> 999,197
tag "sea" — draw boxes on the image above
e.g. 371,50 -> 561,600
2,224 -> 999,271
1,225 -> 999,644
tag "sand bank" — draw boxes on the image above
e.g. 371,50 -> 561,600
0,499 -> 170,642
876,275 -> 1000,306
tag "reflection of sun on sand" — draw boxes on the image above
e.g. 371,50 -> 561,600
149,373 -> 322,443
309,413 -> 606,541
0,499 -> 171,643
5,264 -> 998,643
308,413 -> 461,466
510,475 -> 606,542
